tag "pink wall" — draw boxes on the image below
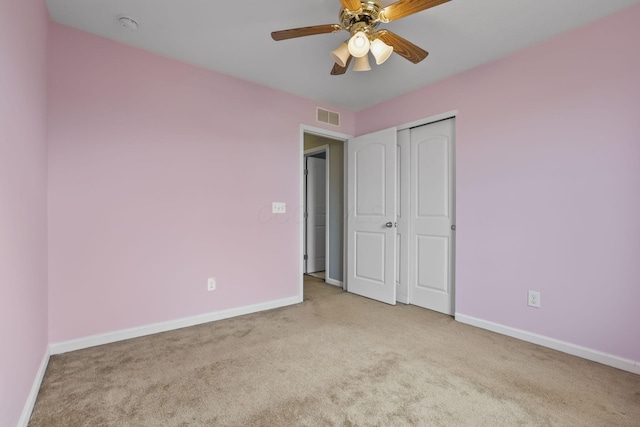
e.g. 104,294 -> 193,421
47,24 -> 355,343
357,5 -> 640,361
4,3 -> 636,422
0,0 -> 49,424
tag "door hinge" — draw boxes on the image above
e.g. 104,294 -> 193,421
304,254 -> 308,260
304,169 -> 309,175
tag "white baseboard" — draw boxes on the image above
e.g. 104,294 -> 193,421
455,313 -> 640,375
325,278 -> 343,287
50,296 -> 300,355
18,348 -> 50,427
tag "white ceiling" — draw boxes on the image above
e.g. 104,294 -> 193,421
45,0 -> 639,111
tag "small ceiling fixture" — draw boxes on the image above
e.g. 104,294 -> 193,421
117,15 -> 139,31
271,0 -> 450,75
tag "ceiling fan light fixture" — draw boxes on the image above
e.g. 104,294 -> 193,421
347,31 -> 370,58
353,54 -> 371,72
271,0 -> 447,75
370,38 -> 393,65
331,42 -> 350,68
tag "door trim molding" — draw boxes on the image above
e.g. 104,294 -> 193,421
299,125 -> 351,300
397,110 -> 458,131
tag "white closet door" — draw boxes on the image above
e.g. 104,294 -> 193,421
306,157 -> 326,273
409,119 -> 455,315
346,128 -> 397,305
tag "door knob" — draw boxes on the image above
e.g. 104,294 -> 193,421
385,222 -> 393,228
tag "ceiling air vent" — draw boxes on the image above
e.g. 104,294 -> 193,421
317,107 -> 340,127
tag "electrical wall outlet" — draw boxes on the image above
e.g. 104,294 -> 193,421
528,290 -> 541,308
207,278 -> 216,291
272,202 -> 286,214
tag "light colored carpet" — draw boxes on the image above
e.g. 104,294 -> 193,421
30,276 -> 640,426
306,271 -> 326,280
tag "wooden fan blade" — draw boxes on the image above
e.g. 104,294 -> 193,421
340,0 -> 362,12
331,56 -> 353,75
271,24 -> 342,41
381,0 -> 450,22
377,30 -> 428,64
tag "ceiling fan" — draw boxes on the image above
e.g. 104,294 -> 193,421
271,0 -> 450,75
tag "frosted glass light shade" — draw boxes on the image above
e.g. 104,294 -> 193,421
347,31 -> 370,58
353,54 -> 371,72
370,39 -> 393,65
331,42 -> 350,68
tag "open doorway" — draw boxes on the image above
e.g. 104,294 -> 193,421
300,127 -> 349,299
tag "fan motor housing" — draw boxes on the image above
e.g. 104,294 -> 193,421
339,0 -> 383,30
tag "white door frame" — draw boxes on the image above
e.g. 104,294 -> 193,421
299,125 -> 351,301
304,145 -> 329,275
396,110 -> 458,132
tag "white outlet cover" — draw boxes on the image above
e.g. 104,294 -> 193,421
272,202 -> 286,214
207,278 -> 216,291
528,290 -> 541,308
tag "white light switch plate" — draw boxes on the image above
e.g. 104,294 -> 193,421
272,202 -> 286,214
